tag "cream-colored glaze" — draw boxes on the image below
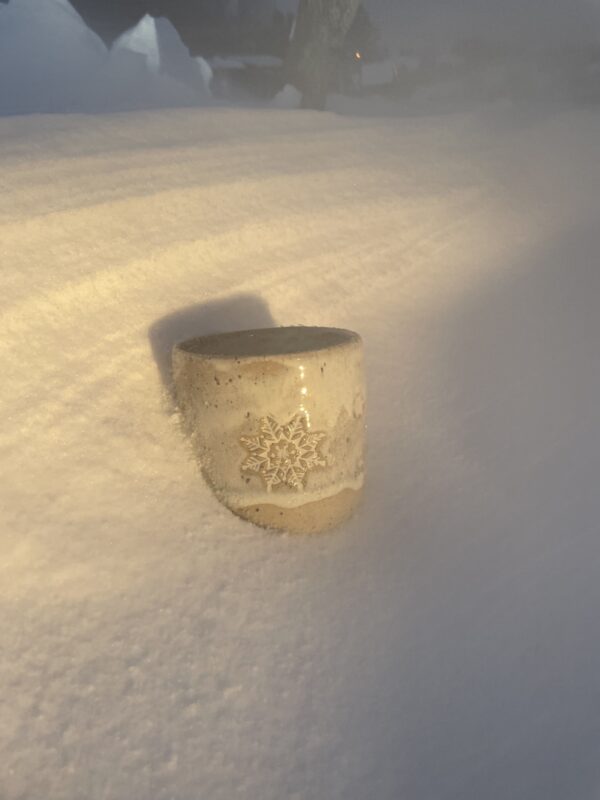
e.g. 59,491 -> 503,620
172,326 -> 365,532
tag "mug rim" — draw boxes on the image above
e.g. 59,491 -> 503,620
173,326 -> 362,361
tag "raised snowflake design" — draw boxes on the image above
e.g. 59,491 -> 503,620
240,413 -> 327,491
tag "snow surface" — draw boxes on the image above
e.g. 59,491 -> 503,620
2,101 -> 600,799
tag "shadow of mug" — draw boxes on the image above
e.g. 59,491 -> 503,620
148,293 -> 276,398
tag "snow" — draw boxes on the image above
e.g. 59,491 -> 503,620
114,15 -> 212,96
235,55 -> 284,68
209,56 -> 247,70
272,83 -> 302,108
2,100 -> 600,798
0,0 -> 211,115
114,14 -> 161,74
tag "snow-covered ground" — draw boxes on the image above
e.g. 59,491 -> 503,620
2,100 -> 600,799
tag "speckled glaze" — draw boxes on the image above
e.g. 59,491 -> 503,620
172,326 -> 365,533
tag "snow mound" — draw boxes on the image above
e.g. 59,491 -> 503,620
114,13 -> 161,74
0,0 -> 105,115
0,0 -> 211,115
271,82 -> 301,108
114,15 -> 212,96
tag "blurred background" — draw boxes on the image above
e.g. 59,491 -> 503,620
2,0 -> 600,115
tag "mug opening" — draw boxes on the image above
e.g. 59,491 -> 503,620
175,326 -> 360,359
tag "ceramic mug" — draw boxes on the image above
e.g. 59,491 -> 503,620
172,326 -> 365,533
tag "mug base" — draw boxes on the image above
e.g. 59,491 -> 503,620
233,487 -> 362,534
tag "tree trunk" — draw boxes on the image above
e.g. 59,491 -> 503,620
286,0 -> 361,110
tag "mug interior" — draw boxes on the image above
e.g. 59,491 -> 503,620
175,326 -> 360,359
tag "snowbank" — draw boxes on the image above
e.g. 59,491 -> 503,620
2,103 -> 600,799
0,0 -> 211,115
114,15 -> 213,97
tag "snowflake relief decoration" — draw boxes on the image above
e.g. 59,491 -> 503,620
240,413 -> 327,491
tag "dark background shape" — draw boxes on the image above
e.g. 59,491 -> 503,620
148,292 -> 275,397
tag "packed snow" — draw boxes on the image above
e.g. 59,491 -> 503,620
2,101 -> 600,799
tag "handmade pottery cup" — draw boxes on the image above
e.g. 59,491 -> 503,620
172,326 -> 365,533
